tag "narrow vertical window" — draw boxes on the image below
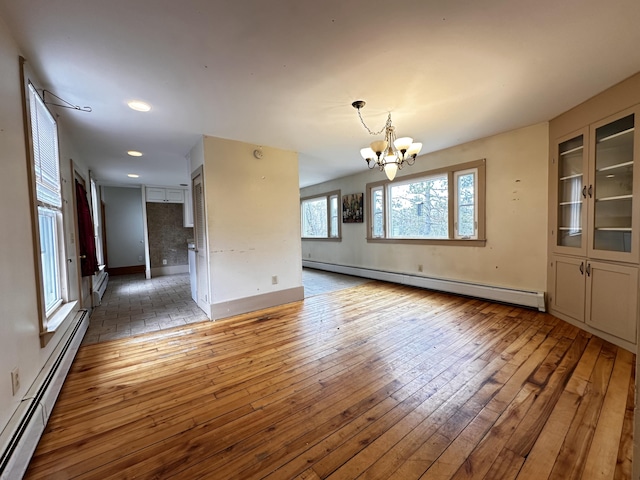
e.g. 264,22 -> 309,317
371,186 -> 384,238
329,194 -> 339,238
90,177 -> 104,266
26,80 -> 68,331
454,169 -> 477,239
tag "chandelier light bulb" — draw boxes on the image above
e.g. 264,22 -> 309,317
407,142 -> 423,157
360,147 -> 375,160
370,140 -> 388,157
384,162 -> 398,181
394,137 -> 413,152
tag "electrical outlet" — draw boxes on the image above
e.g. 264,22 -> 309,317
418,264 -> 423,272
162,259 -> 167,265
272,275 -> 278,285
11,368 -> 19,395
138,255 -> 143,261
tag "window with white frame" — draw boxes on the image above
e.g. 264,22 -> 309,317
90,176 -> 104,266
367,159 -> 485,243
301,191 -> 341,239
26,81 -> 69,329
454,169 -> 478,239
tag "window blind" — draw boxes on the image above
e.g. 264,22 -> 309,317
29,83 -> 61,208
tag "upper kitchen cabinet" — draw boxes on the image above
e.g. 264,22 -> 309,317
146,186 -> 185,203
551,107 -> 640,263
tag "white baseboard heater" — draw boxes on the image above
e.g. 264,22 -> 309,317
92,268 -> 109,306
302,260 -> 546,312
0,309 -> 88,479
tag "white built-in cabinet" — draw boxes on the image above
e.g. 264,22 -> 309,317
146,186 -> 185,203
549,106 -> 640,351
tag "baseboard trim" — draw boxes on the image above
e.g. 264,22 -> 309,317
302,260 -> 546,311
548,308 -> 635,353
0,309 -> 89,479
210,287 -> 305,320
150,265 -> 189,277
107,265 -> 145,276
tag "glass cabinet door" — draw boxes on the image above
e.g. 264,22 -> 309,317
557,134 -> 586,250
592,114 -> 634,254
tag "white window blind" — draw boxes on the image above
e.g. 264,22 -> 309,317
29,83 -> 61,208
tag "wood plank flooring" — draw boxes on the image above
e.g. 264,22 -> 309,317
25,282 -> 634,479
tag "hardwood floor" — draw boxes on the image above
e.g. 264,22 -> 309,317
25,281 -> 634,479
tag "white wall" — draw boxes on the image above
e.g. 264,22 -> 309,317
188,137 -> 204,174
102,186 -> 145,268
202,136 -> 303,313
301,123 -> 549,293
0,17 -> 86,433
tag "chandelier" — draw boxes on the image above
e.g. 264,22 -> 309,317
352,100 -> 422,181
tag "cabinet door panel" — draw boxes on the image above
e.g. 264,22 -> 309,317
165,188 -> 185,203
552,129 -> 589,256
586,261 -> 638,343
587,107 -> 639,263
551,255 -> 586,322
146,187 -> 166,202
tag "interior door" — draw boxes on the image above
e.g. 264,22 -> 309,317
71,165 -> 92,308
192,167 -> 210,316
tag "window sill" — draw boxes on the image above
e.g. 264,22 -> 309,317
301,237 -> 342,242
366,238 -> 486,247
41,300 -> 78,335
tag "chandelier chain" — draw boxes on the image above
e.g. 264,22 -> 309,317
356,108 -> 393,136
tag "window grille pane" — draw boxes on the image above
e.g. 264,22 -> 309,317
389,175 -> 448,238
329,195 -> 338,238
90,178 -> 104,265
301,198 -> 328,237
372,187 -> 384,237
456,171 -> 476,238
38,207 -> 61,313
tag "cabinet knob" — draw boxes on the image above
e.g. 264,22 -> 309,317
588,185 -> 593,198
579,261 -> 584,275
586,263 -> 591,276
582,186 -> 587,198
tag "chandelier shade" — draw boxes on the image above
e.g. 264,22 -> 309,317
352,100 -> 422,181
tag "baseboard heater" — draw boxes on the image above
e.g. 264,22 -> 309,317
92,268 -> 109,306
0,309 -> 88,479
302,260 -> 546,312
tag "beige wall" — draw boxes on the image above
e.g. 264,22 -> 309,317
202,136 -> 303,315
301,123 -> 549,293
0,18 -> 86,433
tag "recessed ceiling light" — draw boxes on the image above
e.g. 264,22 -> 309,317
127,100 -> 151,112
127,174 -> 140,178
127,150 -> 143,157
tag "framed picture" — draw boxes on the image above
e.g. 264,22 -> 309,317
342,193 -> 364,223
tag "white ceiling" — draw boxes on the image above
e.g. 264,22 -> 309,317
2,0 -> 640,188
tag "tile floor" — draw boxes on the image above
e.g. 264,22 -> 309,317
83,268 -> 371,345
